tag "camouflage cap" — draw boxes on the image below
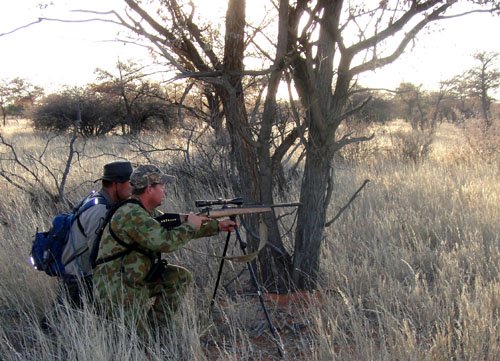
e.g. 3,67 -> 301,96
130,164 -> 176,190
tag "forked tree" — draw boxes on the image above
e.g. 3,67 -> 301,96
106,0 -> 500,291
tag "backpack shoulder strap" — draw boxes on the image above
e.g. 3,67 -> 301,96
94,199 -> 156,267
74,193 -> 109,237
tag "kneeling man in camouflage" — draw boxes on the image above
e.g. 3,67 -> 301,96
93,164 -> 236,330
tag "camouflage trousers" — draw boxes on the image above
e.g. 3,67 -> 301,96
95,264 -> 193,333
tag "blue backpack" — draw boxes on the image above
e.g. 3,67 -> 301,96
30,194 -> 108,278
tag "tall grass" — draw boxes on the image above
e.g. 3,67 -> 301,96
0,118 -> 498,360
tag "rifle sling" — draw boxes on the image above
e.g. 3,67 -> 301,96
94,222 -> 156,266
94,199 -> 157,266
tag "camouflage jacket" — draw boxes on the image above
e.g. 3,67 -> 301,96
93,200 -> 219,288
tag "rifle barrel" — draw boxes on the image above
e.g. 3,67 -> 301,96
267,202 -> 302,208
198,206 -> 272,219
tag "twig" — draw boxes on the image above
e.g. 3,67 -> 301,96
325,179 -> 370,228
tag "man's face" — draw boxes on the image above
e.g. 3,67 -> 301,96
148,183 -> 166,208
116,181 -> 132,201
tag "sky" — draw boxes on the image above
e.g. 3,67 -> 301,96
0,1 -> 149,91
0,1 -> 499,94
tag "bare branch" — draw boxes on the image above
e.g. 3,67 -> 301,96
332,95 -> 373,124
438,8 -> 500,20
336,133 -> 375,151
347,0 -> 444,56
0,19 -> 43,37
349,3 -> 499,77
325,179 -> 370,228
0,13 -> 123,37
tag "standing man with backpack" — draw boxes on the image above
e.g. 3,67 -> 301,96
59,160 -> 133,308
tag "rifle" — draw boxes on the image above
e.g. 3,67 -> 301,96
197,197 -> 300,216
197,205 -> 272,218
154,206 -> 272,229
155,197 -> 300,228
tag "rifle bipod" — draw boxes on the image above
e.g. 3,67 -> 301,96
210,216 -> 285,359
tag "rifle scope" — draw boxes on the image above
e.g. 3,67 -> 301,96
195,197 -> 244,208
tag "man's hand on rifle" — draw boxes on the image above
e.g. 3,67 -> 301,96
186,212 -> 209,230
185,213 -> 236,232
218,219 -> 237,232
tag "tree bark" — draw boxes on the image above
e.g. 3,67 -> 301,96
254,0 -> 294,292
292,125 -> 332,289
220,0 -> 258,201
289,1 -> 344,290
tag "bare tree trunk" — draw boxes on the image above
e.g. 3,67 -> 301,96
220,0 -> 295,291
220,0 -> 257,200
480,87 -> 491,128
1,107 -> 6,127
220,97 -> 259,199
289,1 -> 343,290
292,114 -> 333,289
255,0 -> 293,292
220,1 -> 265,291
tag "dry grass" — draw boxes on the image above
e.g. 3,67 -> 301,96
0,117 -> 498,360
